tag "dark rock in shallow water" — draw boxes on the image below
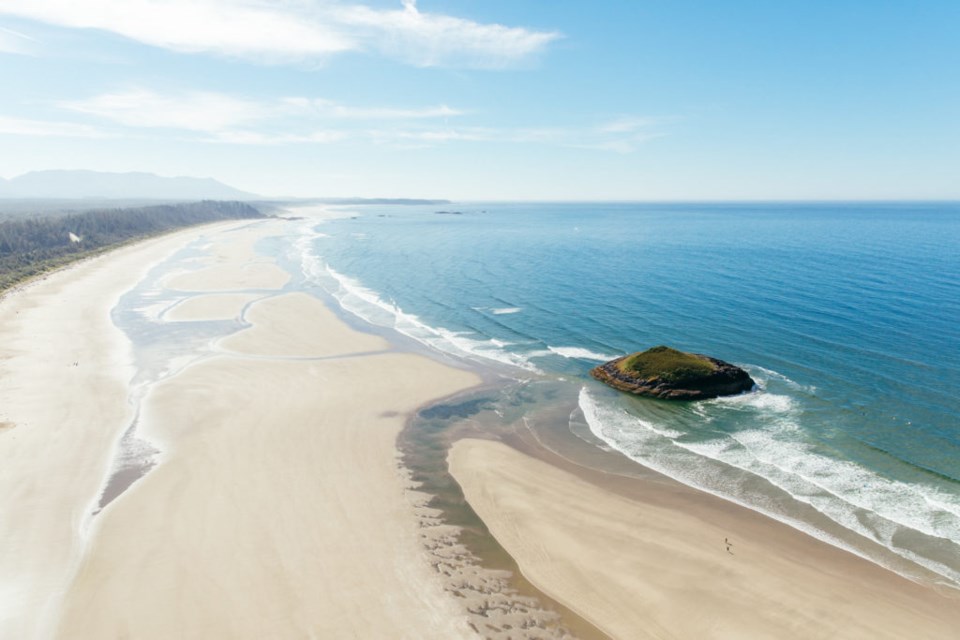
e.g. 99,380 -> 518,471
590,345 -> 755,400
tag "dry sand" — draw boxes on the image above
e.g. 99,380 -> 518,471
58,348 -> 478,639
8,213 -> 957,640
0,221 -> 247,639
449,438 -> 960,640
10,222 -> 484,639
216,291 -> 388,358
1,219 -> 483,639
162,223 -> 290,293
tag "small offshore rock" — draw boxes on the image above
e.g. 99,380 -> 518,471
590,345 -> 755,400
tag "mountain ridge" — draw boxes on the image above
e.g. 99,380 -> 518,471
0,170 -> 257,200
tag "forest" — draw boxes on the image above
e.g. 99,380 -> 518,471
0,200 -> 265,291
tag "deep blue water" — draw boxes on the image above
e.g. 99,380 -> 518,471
296,202 -> 960,587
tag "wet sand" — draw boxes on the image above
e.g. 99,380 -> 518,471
163,293 -> 262,322
0,221 -> 248,639
449,437 -> 960,639
5,213 -> 958,639
1,219 -> 482,638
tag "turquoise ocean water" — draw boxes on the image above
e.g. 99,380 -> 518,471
295,202 -> 960,588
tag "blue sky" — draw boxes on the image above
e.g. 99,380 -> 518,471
0,1 -> 957,199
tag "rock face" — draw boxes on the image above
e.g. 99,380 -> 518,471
590,345 -> 755,400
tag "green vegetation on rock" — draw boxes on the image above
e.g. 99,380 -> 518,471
618,345 -> 717,384
591,345 -> 755,400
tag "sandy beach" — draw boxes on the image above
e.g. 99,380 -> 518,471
0,219 -> 481,639
2,215 -> 958,639
0,221 -> 248,639
449,438 -> 960,639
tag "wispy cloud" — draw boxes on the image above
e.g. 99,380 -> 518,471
366,120 -> 667,153
571,135 -> 666,154
582,116 -> 675,153
597,116 -> 662,134
335,0 -> 560,68
0,0 -> 559,68
0,115 -> 107,138
13,87 -> 669,152
61,89 -> 269,131
204,129 -> 348,145
58,88 -> 462,136
0,25 -> 38,55
280,97 -> 463,120
0,1 -> 352,62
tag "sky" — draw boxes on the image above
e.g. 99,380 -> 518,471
0,0 -> 958,200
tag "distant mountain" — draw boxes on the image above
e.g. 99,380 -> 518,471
0,170 -> 257,200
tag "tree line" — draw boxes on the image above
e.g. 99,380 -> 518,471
0,200 -> 265,291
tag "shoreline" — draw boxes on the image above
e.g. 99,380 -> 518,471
3,212 -> 606,639
448,425 -> 960,638
397,369 -> 960,637
2,210 -> 957,638
509,388 -> 960,593
2,216 -> 495,638
0,220 -> 252,639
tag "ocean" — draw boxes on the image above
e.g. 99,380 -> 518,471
294,201 -> 960,589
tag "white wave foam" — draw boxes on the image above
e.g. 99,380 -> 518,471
491,307 -> 523,315
293,226 -> 327,274
579,386 -> 960,587
746,364 -> 817,394
579,388 -> 683,440
709,390 -> 796,413
729,427 -> 960,540
298,244 -> 539,373
545,346 -> 618,362
703,383 -> 960,542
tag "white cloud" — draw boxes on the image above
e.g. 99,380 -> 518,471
571,134 -> 665,154
0,1 -> 352,61
367,121 -> 666,153
366,125 -> 571,146
0,115 -> 106,138
598,117 -> 661,134
293,98 -> 463,120
61,89 -> 269,131
585,116 -> 673,153
53,88 -> 466,145
59,88 -> 462,134
22,86 -> 667,152
205,129 -> 347,145
0,108 -> 671,150
0,0 -> 559,67
0,25 -> 37,55
335,0 -> 561,68
369,126 -> 495,144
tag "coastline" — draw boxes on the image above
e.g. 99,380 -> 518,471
0,220 -> 250,638
449,431 -> 960,639
1,217 -> 486,638
2,210 -> 957,638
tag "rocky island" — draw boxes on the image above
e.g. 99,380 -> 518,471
590,345 -> 755,400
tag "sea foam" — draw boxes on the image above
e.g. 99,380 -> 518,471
579,386 -> 960,588
298,237 -> 540,373
544,345 -> 619,362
